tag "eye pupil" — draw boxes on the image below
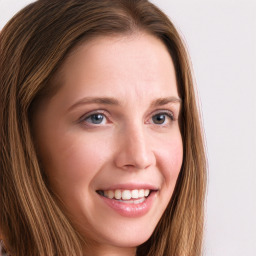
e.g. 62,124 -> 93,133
152,114 -> 166,124
90,114 -> 104,124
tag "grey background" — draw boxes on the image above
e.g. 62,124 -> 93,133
1,0 -> 256,255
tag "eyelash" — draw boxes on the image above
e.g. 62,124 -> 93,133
79,109 -> 176,127
79,110 -> 109,126
149,110 -> 175,125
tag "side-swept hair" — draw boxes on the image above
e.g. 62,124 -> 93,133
0,0 -> 207,255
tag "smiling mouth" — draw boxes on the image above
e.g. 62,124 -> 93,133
96,189 -> 155,204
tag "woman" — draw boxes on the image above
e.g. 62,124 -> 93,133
0,0 -> 207,255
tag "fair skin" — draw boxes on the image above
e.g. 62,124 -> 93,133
33,33 -> 183,256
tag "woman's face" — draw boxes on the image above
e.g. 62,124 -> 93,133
33,33 -> 183,254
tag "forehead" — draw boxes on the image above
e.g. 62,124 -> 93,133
51,33 -> 179,107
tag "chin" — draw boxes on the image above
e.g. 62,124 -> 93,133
102,234 -> 151,249
102,223 -> 155,248
80,219 -> 155,250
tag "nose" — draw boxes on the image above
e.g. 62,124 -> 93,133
114,124 -> 156,171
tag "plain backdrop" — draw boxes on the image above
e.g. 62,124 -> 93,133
1,0 -> 255,255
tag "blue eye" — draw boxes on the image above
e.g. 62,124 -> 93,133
84,113 -> 106,124
151,112 -> 174,125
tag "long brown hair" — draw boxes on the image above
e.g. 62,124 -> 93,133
0,0 -> 207,255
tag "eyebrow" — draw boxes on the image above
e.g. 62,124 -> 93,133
67,96 -> 181,112
150,96 -> 181,107
68,97 -> 120,112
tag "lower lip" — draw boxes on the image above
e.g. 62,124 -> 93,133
98,191 -> 157,217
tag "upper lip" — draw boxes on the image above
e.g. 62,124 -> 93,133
96,183 -> 159,191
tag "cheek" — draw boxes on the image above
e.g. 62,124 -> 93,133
38,130 -> 111,190
155,133 -> 183,188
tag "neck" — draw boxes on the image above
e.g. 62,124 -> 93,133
83,243 -> 136,256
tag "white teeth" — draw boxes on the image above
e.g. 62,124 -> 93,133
114,189 -> 122,200
101,189 -> 152,200
131,189 -> 139,199
122,190 -> 132,200
138,189 -> 145,197
118,198 -> 146,204
107,190 -> 115,199
145,189 -> 150,197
